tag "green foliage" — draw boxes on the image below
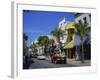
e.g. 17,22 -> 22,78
30,42 -> 37,49
38,36 -> 50,46
51,28 -> 64,43
23,33 -> 28,41
74,21 -> 90,63
75,21 -> 90,39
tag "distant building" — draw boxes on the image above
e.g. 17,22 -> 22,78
58,17 -> 69,45
58,17 -> 67,30
36,46 -> 44,55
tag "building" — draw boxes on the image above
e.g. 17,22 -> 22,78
75,13 -> 91,45
75,13 -> 91,42
75,13 -> 91,60
56,14 -> 91,59
64,22 -> 76,58
75,13 -> 91,26
36,46 -> 44,55
58,17 -> 69,46
58,17 -> 67,30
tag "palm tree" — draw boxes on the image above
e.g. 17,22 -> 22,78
23,33 -> 28,41
23,33 -> 29,69
38,36 -> 50,54
75,21 -> 90,63
30,42 -> 37,50
51,28 -> 64,44
23,33 -> 28,55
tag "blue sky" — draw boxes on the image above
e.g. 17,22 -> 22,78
23,10 -> 75,45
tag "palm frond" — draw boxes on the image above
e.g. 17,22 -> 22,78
75,21 -> 90,37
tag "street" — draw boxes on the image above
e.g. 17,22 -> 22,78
29,58 -> 79,69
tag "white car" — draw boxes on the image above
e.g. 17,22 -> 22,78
37,55 -> 46,60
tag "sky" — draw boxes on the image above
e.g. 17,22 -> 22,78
23,10 -> 75,45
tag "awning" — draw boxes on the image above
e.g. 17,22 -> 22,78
64,40 -> 74,48
64,34 -> 75,49
66,23 -> 75,30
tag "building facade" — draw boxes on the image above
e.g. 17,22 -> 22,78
58,17 -> 69,45
75,13 -> 91,26
75,13 -> 91,60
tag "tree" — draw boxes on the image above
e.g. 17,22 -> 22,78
38,36 -> 50,54
75,21 -> 90,63
30,42 -> 37,50
23,33 -> 28,41
23,33 -> 29,69
51,28 -> 64,44
23,33 -> 28,55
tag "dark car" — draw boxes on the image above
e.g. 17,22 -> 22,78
51,53 -> 66,64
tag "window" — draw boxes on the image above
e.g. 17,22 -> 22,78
78,20 -> 81,23
83,17 -> 87,24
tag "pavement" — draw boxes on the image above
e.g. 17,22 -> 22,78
28,58 -> 90,69
67,58 -> 91,66
45,56 -> 90,66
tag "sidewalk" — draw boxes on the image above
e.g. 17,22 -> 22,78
45,56 -> 91,66
67,58 -> 91,66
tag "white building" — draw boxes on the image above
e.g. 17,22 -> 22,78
75,13 -> 91,45
58,17 -> 69,45
58,17 -> 67,30
36,46 -> 44,55
75,13 -> 91,27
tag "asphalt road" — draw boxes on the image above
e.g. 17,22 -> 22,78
29,58 -> 78,69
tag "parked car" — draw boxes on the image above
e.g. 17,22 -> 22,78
32,53 -> 38,58
37,55 -> 46,60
